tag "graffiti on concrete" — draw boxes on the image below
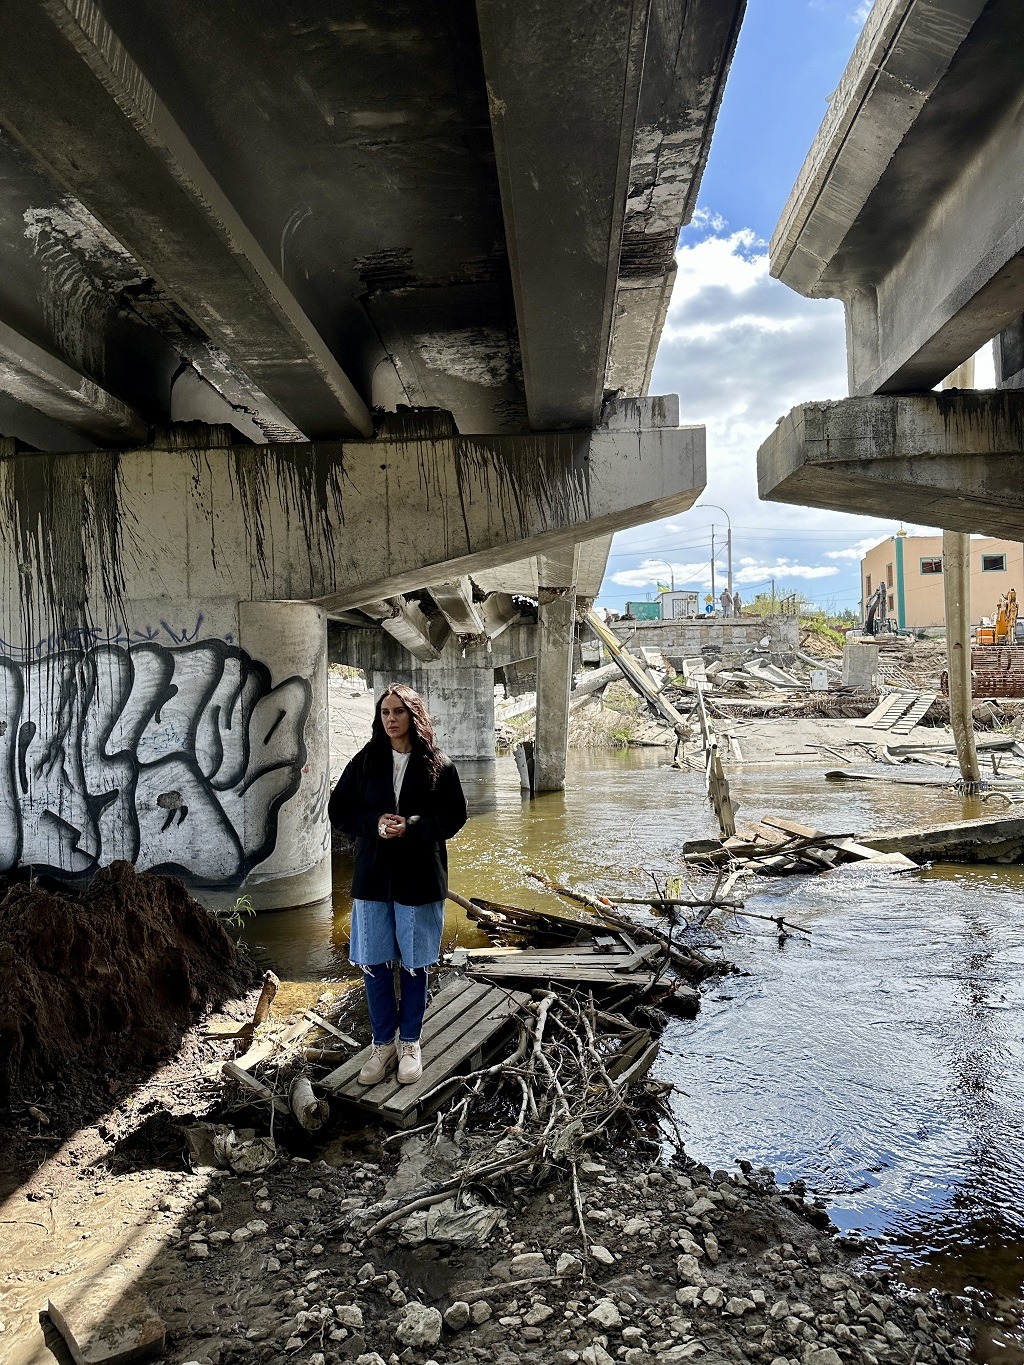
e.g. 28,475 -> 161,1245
0,612 -> 228,662
0,640 -> 311,884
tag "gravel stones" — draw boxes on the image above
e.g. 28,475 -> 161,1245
589,1245 -> 615,1266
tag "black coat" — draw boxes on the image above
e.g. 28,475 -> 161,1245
328,743 -> 468,904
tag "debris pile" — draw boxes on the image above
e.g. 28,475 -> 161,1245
0,861 -> 254,1107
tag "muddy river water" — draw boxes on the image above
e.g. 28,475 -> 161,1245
244,751 -> 1024,1362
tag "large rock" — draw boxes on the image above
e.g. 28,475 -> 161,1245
395,1303 -> 443,1349
47,1283 -> 165,1364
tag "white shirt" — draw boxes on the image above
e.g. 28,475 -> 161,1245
392,749 -> 411,805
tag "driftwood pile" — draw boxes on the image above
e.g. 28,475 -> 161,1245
339,987 -> 671,1246
215,972 -> 360,1136
684,814 -> 915,876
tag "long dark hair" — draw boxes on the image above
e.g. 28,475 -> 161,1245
370,683 -> 444,783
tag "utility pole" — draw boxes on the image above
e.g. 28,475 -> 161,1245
942,355 -> 980,790
770,578 -> 776,615
710,526 -> 716,602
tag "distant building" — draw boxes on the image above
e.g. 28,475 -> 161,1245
861,533 -> 1024,629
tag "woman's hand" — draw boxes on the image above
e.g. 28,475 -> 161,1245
377,814 -> 407,839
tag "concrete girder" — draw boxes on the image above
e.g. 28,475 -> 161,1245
757,392 -> 1024,539
358,599 -> 451,665
0,319 -> 146,444
329,622 -> 539,677
0,0 -> 371,441
0,397 -> 703,650
474,592 -> 520,641
770,0 -> 1024,396
606,0 -> 745,397
475,0 -> 651,429
427,579 -> 488,640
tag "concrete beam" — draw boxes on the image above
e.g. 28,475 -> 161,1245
329,622 -> 539,676
475,592 -> 521,641
0,0 -> 371,440
427,579 -> 488,639
757,392 -> 1024,538
1,398 -> 703,648
770,0 -> 1024,396
0,320 -> 146,444
606,0 -> 745,396
476,0 -> 650,428
359,599 -> 451,664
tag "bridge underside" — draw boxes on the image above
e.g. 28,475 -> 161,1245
760,0 -> 1024,535
0,0 -> 744,903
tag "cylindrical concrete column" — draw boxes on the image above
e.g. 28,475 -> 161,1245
533,551 -> 577,793
236,601 -> 332,909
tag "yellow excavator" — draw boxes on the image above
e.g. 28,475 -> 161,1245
991,586 -> 1018,644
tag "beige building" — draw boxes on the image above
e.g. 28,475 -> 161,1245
861,534 -> 1024,630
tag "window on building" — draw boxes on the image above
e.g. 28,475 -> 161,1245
865,574 -> 872,595
982,553 -> 1007,572
920,557 -> 942,574
888,594 -> 894,611
886,563 -> 894,587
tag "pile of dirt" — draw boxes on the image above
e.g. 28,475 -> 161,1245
0,861 -> 255,1107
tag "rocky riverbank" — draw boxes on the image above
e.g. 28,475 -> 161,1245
0,984 -> 973,1365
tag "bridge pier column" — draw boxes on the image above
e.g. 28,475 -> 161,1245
234,601 -> 332,910
533,550 -> 577,793
372,657 -> 495,764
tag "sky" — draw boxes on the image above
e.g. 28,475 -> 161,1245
596,0 -> 993,617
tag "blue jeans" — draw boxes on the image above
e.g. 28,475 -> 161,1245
364,963 -> 430,1044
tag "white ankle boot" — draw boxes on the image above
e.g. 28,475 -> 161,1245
357,1041 -> 396,1085
397,1040 -> 422,1084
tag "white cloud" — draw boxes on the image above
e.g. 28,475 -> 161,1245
826,535 -> 886,561
734,561 -> 839,584
851,1 -> 872,23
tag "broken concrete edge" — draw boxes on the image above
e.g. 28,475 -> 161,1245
770,0 -> 986,296
756,391 -> 1024,538
46,1285 -> 166,1365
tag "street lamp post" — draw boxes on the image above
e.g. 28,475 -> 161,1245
650,559 -> 675,593
697,504 -> 732,597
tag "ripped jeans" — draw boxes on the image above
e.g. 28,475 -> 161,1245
349,898 -> 445,1045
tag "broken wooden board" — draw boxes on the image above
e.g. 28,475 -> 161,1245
465,940 -> 665,994
319,979 -> 530,1128
859,813 -> 1024,865
464,895 -> 600,945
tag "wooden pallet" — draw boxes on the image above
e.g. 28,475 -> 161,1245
852,690 -> 916,729
319,978 -> 530,1128
888,690 -> 937,735
465,940 -> 663,992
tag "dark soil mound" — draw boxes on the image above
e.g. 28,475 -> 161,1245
0,861 -> 254,1105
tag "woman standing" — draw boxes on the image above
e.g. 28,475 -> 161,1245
329,684 -> 467,1085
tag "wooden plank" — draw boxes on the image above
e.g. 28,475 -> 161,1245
468,961 -> 658,988
319,979 -> 489,1094
381,989 -> 530,1119
761,815 -> 823,840
614,942 -> 664,971
363,984 -> 518,1109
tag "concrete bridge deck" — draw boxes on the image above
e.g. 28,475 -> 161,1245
0,1 -> 746,903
